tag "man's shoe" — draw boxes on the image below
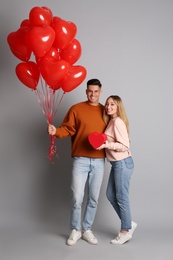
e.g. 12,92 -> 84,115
82,230 -> 98,245
66,229 -> 82,246
111,231 -> 132,245
129,221 -> 137,236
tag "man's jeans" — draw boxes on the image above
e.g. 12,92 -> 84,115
106,156 -> 134,230
70,157 -> 105,231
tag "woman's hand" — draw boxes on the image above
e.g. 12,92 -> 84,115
48,124 -> 56,135
96,143 -> 106,150
96,140 -> 110,150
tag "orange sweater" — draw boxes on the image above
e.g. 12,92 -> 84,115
55,101 -> 106,158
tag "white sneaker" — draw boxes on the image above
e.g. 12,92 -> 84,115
129,221 -> 137,236
82,230 -> 98,245
111,231 -> 132,245
66,229 -> 82,246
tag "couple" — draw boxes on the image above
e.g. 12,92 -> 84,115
48,78 -> 137,246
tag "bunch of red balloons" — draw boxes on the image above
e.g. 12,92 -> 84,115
7,6 -> 87,92
7,6 -> 87,163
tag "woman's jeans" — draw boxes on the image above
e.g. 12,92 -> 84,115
70,157 -> 105,231
106,156 -> 134,230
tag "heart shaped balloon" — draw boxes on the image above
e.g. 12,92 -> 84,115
60,39 -> 82,64
29,6 -> 53,26
88,132 -> 107,149
39,59 -> 69,87
7,28 -> 32,61
37,46 -> 61,64
60,65 -> 87,92
27,26 -> 55,57
52,17 -> 77,49
15,61 -> 40,90
20,19 -> 32,28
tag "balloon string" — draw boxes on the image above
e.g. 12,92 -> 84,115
35,77 -> 66,163
48,134 -> 59,163
53,91 -> 65,117
46,91 -> 65,163
35,77 -> 56,123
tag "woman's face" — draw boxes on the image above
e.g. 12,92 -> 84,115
105,98 -> 118,118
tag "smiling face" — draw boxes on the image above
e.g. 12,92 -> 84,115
86,85 -> 102,106
105,97 -> 118,118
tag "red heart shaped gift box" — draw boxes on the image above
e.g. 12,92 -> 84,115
88,132 -> 107,149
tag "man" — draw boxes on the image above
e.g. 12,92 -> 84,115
48,78 -> 106,245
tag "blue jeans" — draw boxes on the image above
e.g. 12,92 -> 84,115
106,156 -> 134,230
70,157 -> 105,231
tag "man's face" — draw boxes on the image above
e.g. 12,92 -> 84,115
86,85 -> 102,105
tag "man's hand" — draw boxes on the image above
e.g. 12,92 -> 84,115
48,124 -> 56,135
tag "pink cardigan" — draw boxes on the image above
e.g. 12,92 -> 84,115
104,117 -> 131,161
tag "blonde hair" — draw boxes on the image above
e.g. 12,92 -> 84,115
103,95 -> 130,135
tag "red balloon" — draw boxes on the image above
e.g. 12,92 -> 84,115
7,27 -> 32,61
27,26 -> 55,57
37,46 -> 61,64
60,39 -> 82,64
20,19 -> 32,28
52,17 -> 77,50
29,6 -> 53,26
51,16 -> 62,23
39,59 -> 69,87
15,61 -> 40,90
60,65 -> 87,92
49,83 -> 61,91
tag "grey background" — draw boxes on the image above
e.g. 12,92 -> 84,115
0,0 -> 173,259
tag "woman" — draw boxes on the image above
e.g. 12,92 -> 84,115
97,95 -> 137,245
